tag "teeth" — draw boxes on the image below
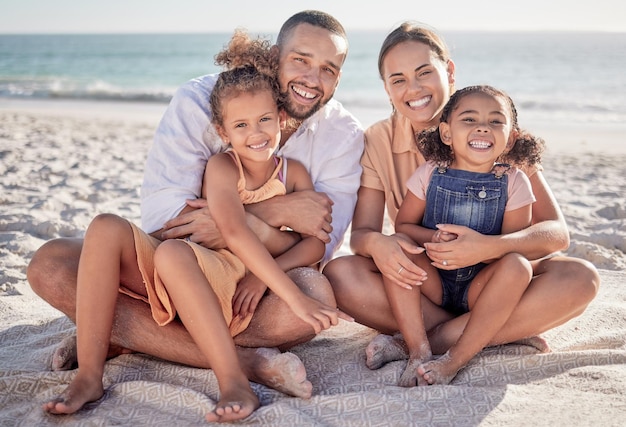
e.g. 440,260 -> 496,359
469,140 -> 492,149
408,96 -> 430,108
250,141 -> 268,149
292,85 -> 316,99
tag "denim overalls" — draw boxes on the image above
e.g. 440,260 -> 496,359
423,164 -> 510,314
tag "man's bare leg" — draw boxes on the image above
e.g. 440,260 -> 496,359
27,240 -> 328,398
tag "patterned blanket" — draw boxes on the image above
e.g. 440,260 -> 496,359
1,270 -> 625,426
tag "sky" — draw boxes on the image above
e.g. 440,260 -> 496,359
1,0 -> 625,34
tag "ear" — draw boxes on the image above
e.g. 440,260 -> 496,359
279,109 -> 288,129
215,125 -> 229,144
439,122 -> 452,146
505,129 -> 518,152
446,60 -> 456,88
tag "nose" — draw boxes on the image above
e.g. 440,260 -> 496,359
409,77 -> 422,91
475,121 -> 490,132
301,66 -> 322,87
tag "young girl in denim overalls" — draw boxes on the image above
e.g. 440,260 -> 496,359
386,85 -> 545,386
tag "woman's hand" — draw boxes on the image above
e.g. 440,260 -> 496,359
370,234 -> 428,290
424,224 -> 499,269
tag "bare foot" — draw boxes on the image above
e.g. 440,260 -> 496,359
365,333 -> 408,370
417,351 -> 461,385
512,335 -> 551,353
205,383 -> 259,423
51,336 -> 78,371
42,371 -> 104,414
240,347 -> 313,399
398,357 -> 432,387
51,334 -> 132,371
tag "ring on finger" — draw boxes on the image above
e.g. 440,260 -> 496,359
184,236 -> 192,242
398,266 -> 404,275
442,260 -> 448,266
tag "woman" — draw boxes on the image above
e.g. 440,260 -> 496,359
323,21 -> 599,373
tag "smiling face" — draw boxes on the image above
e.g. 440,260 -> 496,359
438,92 -> 514,173
217,89 -> 281,163
277,23 -> 347,121
381,40 -> 454,132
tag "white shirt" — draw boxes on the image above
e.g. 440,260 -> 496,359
141,74 -> 364,264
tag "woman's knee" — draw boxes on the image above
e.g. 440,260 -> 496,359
536,256 -> 600,304
501,252 -> 533,282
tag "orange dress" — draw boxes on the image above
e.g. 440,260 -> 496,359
122,150 -> 286,336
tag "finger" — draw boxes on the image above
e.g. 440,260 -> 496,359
161,225 -> 192,240
317,230 -> 331,244
398,239 -> 425,255
185,198 -> 208,208
248,294 -> 262,315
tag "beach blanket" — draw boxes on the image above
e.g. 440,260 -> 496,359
1,269 -> 624,426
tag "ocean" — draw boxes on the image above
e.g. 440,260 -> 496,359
1,31 -> 625,126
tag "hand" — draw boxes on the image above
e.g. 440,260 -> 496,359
232,273 -> 267,318
424,224 -> 498,269
160,199 -> 226,248
289,293 -> 353,334
431,225 -> 458,243
371,234 -> 428,290
280,190 -> 333,243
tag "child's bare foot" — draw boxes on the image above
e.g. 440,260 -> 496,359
205,384 -> 259,423
365,333 -> 408,370
512,335 -> 550,353
51,334 -> 132,371
243,347 -> 313,398
42,371 -> 104,414
417,351 -> 462,385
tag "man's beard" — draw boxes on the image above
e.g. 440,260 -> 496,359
281,89 -> 327,121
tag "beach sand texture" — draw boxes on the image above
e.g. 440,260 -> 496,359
1,103 -> 625,425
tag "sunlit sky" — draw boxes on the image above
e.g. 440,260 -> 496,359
1,0 -> 624,33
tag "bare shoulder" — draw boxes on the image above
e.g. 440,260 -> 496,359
285,158 -> 314,192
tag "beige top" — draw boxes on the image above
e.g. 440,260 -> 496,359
361,112 -> 425,226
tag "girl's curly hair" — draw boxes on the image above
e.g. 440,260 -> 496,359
209,29 -> 281,129
417,85 -> 544,169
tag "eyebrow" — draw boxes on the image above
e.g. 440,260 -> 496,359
458,109 -> 507,117
292,49 -> 341,72
387,63 -> 429,80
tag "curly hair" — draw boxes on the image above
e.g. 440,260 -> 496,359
209,29 -> 281,129
417,85 -> 544,169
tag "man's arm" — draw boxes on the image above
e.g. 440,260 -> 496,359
140,75 -> 223,234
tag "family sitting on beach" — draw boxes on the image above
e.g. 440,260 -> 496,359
27,10 -> 599,423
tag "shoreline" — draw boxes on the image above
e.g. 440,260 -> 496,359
2,96 -> 626,154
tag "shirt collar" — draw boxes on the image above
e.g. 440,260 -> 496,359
391,111 -> 420,154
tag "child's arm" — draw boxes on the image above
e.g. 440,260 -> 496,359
206,155 -> 342,332
395,191 -> 434,245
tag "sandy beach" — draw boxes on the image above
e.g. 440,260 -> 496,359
1,98 -> 625,425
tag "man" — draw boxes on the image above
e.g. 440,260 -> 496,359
27,10 -> 364,399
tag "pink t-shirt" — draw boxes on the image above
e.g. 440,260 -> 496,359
406,161 -> 535,212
